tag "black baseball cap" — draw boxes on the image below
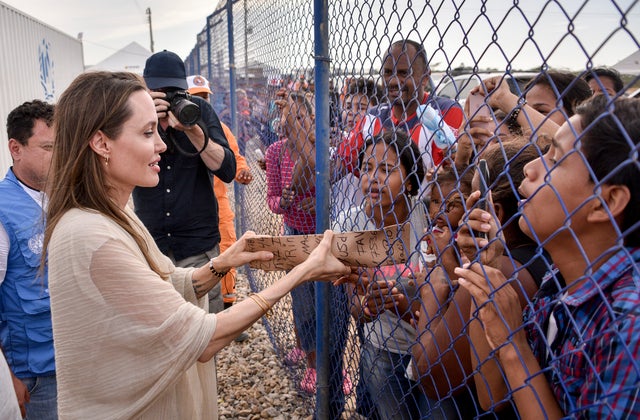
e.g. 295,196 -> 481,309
143,50 -> 188,90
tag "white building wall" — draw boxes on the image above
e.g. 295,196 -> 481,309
0,1 -> 84,178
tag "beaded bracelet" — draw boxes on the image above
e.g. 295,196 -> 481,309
507,97 -> 527,133
208,258 -> 229,278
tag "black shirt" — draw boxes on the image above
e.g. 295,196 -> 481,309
133,96 -> 236,260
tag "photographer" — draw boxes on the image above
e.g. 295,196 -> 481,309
133,50 -> 236,314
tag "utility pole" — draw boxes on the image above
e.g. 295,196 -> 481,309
146,8 -> 155,53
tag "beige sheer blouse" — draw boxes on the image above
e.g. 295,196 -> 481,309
48,207 -> 218,419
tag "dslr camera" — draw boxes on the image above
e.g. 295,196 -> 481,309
164,91 -> 201,125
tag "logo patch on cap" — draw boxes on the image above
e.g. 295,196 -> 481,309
193,76 -> 207,87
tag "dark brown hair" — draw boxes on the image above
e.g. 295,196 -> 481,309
6,100 -> 54,145
482,139 -> 541,248
576,95 -> 640,246
43,71 -> 168,278
525,71 -> 591,117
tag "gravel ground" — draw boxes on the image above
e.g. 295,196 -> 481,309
218,139 -> 364,419
216,274 -> 315,420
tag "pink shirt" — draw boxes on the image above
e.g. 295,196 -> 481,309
265,139 -> 316,233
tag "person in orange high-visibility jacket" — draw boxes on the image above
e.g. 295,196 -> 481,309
215,123 -> 253,306
187,75 -> 254,310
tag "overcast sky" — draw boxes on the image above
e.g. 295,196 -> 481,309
3,0 -> 214,65
3,0 -> 639,71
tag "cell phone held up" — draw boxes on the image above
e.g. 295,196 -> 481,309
467,93 -> 494,141
477,159 -> 490,240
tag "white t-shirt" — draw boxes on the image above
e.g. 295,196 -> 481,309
333,200 -> 428,353
0,352 -> 21,419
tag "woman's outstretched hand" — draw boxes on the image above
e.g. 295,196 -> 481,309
297,230 -> 351,282
215,231 -> 274,271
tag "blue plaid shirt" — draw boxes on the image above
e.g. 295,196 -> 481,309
523,247 -> 640,418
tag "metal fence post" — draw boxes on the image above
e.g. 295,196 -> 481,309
313,0 -> 332,417
225,0 -> 244,248
206,16 -> 212,85
227,0 -> 238,136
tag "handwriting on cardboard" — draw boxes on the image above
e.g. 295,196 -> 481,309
246,224 -> 409,271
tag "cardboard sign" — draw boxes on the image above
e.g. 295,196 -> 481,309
246,224 -> 409,271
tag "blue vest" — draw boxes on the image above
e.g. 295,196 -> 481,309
0,169 -> 55,377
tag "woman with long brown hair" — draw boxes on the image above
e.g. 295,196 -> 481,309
43,71 -> 350,419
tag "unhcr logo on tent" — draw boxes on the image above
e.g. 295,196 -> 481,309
39,39 -> 55,101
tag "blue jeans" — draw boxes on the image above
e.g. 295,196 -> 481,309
283,224 -> 317,352
284,224 -> 350,418
21,375 -> 57,420
360,342 -> 455,420
290,281 -> 316,352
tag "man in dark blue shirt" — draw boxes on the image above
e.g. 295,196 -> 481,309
133,50 -> 236,314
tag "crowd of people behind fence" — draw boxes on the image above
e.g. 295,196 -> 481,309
256,38 -> 639,419
0,33 -> 638,420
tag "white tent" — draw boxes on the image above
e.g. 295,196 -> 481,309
612,49 -> 640,75
86,42 -> 151,74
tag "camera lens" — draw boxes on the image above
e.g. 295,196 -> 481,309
172,99 -> 200,125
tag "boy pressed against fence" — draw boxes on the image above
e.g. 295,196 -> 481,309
456,96 -> 640,418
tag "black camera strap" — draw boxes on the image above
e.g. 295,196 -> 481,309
158,119 -> 210,157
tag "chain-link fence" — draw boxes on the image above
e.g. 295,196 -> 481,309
185,1 -> 640,418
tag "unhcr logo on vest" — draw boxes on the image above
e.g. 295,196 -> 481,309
28,232 -> 44,255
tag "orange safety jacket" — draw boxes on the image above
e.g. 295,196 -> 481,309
215,123 -> 250,304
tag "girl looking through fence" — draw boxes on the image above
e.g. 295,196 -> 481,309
470,71 -> 591,148
416,140 -> 556,417
334,130 -> 459,419
266,91 -> 352,416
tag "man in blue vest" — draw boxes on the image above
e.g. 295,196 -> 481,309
0,100 -> 56,419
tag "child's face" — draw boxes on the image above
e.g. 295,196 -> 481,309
360,142 -> 409,211
342,93 -> 370,133
341,94 -> 353,131
525,83 -> 567,126
429,181 -> 466,230
281,97 -> 311,130
588,76 -> 617,97
518,115 -> 594,243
